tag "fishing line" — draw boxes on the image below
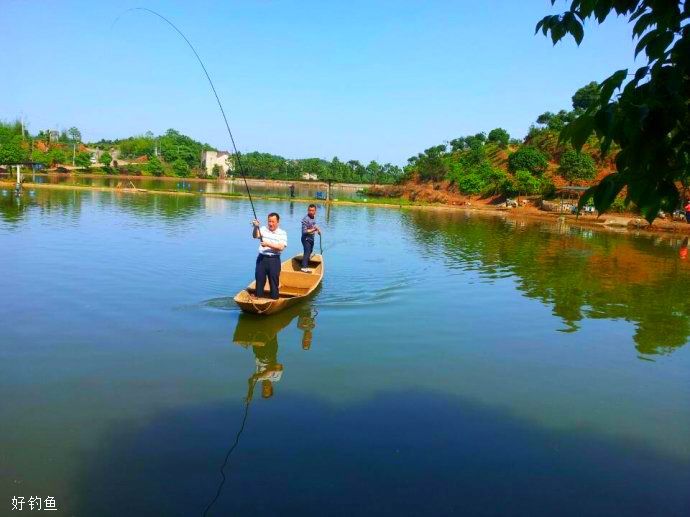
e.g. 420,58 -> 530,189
202,381 -> 256,517
113,7 -> 261,229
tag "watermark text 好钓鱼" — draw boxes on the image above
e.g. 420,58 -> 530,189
11,496 -> 58,511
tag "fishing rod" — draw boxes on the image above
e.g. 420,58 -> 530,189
114,7 -> 261,229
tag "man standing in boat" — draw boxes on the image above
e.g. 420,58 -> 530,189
300,204 -> 321,272
251,213 -> 287,300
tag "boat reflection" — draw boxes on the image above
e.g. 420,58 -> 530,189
203,303 -> 319,515
233,302 -> 318,401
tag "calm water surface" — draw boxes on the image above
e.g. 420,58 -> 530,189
1,188 -> 689,516
29,173 -> 364,200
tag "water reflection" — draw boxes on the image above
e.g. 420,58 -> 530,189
0,187 -> 83,224
203,304 -> 318,515
26,174 -> 364,200
403,209 -> 690,355
233,303 -> 318,400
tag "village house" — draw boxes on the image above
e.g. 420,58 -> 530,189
201,150 -> 233,177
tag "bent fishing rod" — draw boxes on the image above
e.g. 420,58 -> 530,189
114,7 -> 261,228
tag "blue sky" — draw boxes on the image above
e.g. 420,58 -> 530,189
0,1 -> 641,165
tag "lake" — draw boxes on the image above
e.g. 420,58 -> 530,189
1,187 -> 689,516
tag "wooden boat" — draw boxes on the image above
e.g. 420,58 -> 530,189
234,254 -> 323,315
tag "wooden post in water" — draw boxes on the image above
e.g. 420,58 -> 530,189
15,165 -> 22,195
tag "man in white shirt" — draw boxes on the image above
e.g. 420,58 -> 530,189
251,212 -> 288,300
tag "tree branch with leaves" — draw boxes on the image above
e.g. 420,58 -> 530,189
537,1 -> 690,222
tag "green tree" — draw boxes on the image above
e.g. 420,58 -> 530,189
571,81 -> 600,111
146,155 -> 164,176
409,145 -> 448,181
0,135 -> 26,164
31,149 -> 50,167
366,160 -> 382,184
75,151 -> 91,169
172,158 -> 190,177
559,149 -> 596,183
514,170 -> 542,195
537,0 -> 690,222
68,127 -> 81,143
49,148 -> 67,166
535,110 -> 577,131
508,147 -> 548,175
67,127 -> 82,166
487,128 -> 510,148
99,152 -> 112,168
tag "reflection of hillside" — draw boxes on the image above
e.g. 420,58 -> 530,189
403,210 -> 690,355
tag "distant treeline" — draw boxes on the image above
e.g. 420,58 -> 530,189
94,131 -> 403,184
236,153 -> 402,184
0,123 -> 402,184
400,81 -> 607,199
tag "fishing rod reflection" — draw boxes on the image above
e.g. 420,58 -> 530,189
233,302 -> 318,400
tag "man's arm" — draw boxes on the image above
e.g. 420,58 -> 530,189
252,220 -> 260,239
261,240 -> 286,252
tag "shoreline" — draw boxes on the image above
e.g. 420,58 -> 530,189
4,180 -> 690,239
26,172 -> 372,190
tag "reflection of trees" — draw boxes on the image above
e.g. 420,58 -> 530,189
106,191 -> 203,221
1,187 -> 208,225
403,210 -> 690,355
0,188 -> 83,224
0,190 -> 29,223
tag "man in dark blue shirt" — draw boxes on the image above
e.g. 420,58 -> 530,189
300,204 -> 320,272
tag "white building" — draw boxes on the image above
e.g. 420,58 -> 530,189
201,150 -> 233,177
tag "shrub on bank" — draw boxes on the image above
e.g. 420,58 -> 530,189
508,147 -> 548,176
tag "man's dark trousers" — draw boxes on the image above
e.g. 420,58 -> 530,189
301,235 -> 314,268
255,254 -> 280,299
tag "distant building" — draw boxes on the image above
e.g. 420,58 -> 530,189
302,173 -> 318,181
48,130 -> 60,143
201,150 -> 233,177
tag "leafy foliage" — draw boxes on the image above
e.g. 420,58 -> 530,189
407,145 -> 448,181
571,81 -> 600,111
172,158 -> 190,177
49,148 -> 66,166
68,127 -> 81,143
514,170 -> 542,195
508,147 -> 548,175
0,135 -> 26,164
99,152 -> 112,168
146,155 -> 164,177
535,110 -> 577,132
75,151 -> 91,169
559,149 -> 596,182
537,0 -> 690,222
487,128 -> 510,148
